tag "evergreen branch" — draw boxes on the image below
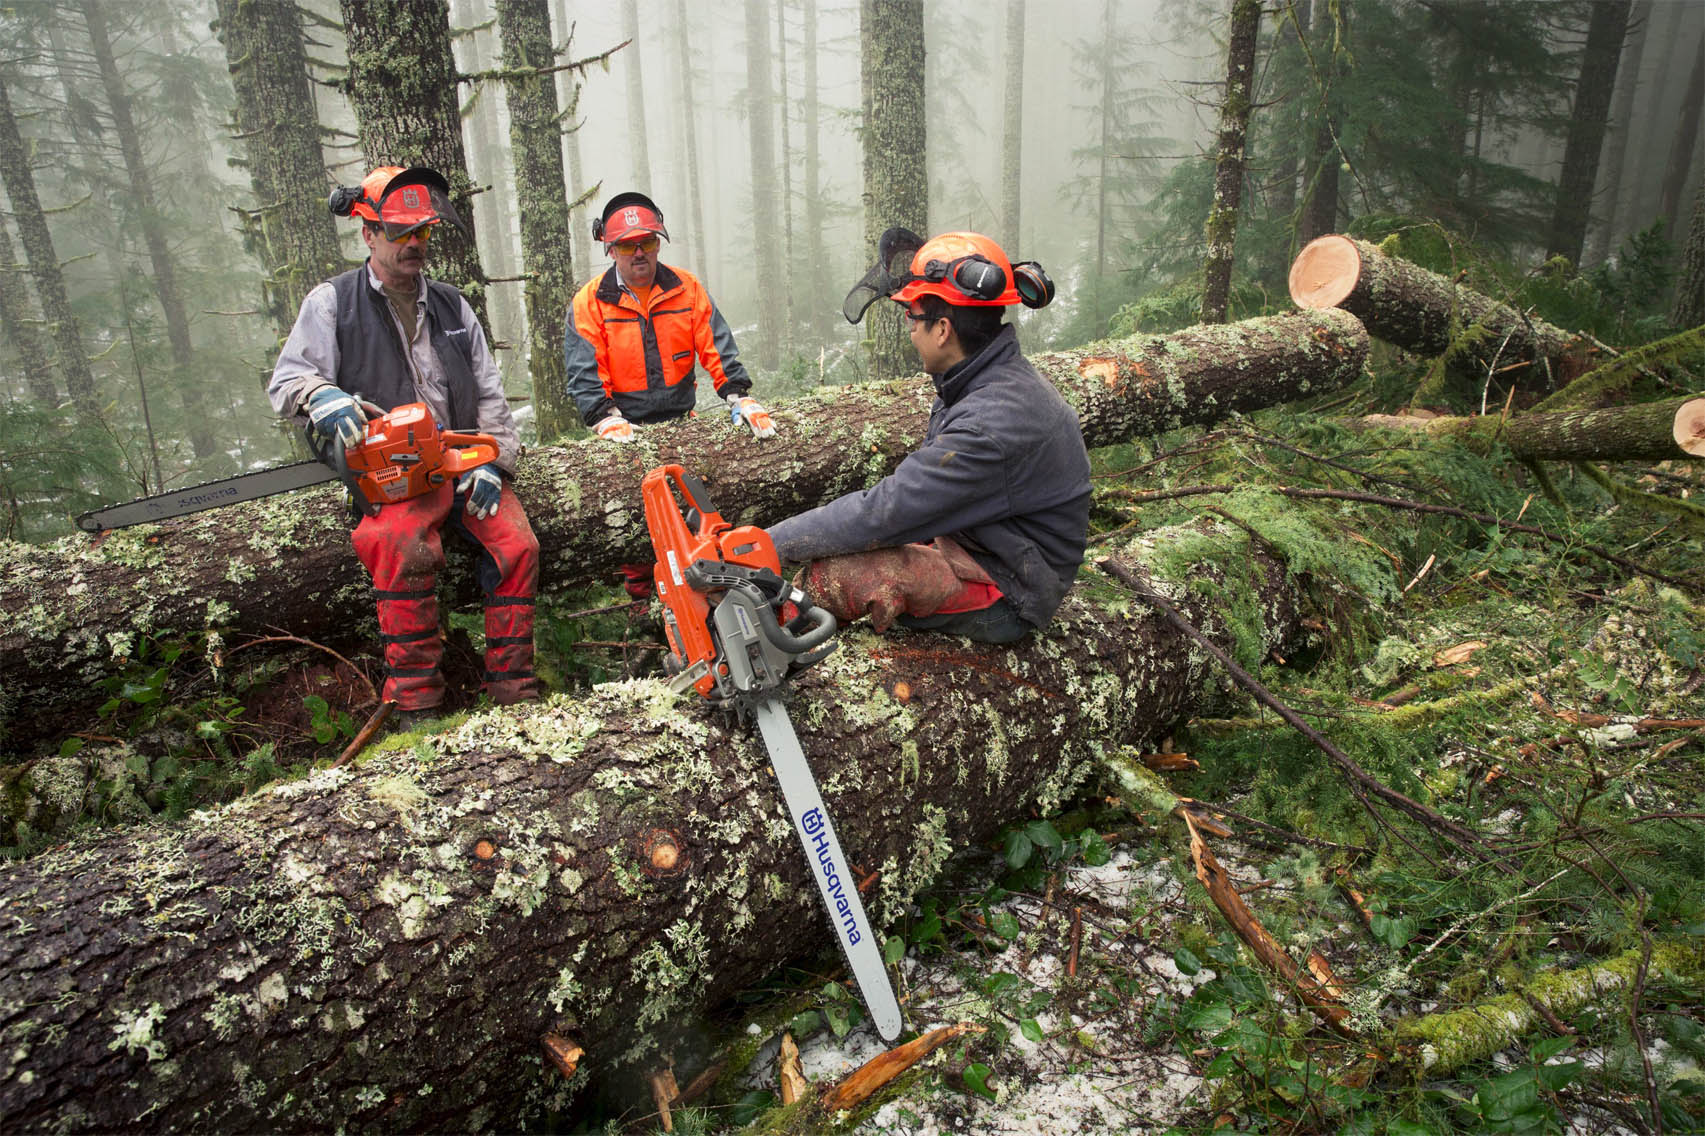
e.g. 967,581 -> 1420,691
1530,324 -> 1705,413
458,44 -> 625,87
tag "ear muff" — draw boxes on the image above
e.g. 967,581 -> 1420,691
591,215 -> 605,242
1012,261 -> 1055,309
922,255 -> 1007,303
327,185 -> 363,218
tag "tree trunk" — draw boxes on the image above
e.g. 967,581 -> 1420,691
1000,0 -> 1024,252
1674,183 -> 1705,328
1657,30 -> 1704,237
1297,1 -> 1344,247
1267,0 -> 1312,227
620,0 -> 653,193
552,0 -> 592,286
0,215 -> 58,405
1361,395 -> 1705,462
214,0 -> 346,340
802,0 -> 830,341
0,310 -> 1369,753
459,0 -> 522,354
1200,0 -> 1261,325
1545,0 -> 1632,268
860,0 -> 927,381
0,71 -> 97,411
497,0 -> 578,443
341,0 -> 489,332
0,528 -> 1309,1132
745,0 -> 782,370
1582,0 -> 1653,269
1289,234 -> 1590,383
673,0 -> 707,270
776,0 -> 797,346
80,0 -> 216,461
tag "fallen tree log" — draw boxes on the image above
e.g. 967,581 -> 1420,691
1358,394 -> 1705,462
0,310 -> 1368,753
0,523 -> 1309,1131
1289,234 -> 1592,387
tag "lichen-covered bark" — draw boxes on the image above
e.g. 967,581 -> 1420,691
860,0 -> 926,381
0,310 -> 1368,752
0,526 -> 1305,1131
1199,0 -> 1260,325
0,217 -> 57,405
1292,236 -> 1588,384
1359,394 -> 1705,462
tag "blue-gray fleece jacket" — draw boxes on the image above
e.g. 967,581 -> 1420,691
767,324 -> 1091,628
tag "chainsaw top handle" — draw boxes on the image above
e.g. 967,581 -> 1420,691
684,560 -> 837,655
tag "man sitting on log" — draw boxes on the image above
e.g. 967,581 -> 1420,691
765,229 -> 1091,643
268,166 -> 541,724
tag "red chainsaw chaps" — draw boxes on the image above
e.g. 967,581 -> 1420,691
351,481 -> 539,710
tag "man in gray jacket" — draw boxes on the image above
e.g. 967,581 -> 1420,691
766,229 -> 1089,643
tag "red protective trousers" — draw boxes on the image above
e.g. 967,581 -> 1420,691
350,479 -> 541,710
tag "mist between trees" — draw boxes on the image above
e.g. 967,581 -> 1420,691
0,0 -> 1701,541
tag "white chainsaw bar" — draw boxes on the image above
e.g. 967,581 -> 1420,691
754,698 -> 904,1042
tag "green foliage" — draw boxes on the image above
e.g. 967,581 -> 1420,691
0,398 -> 135,540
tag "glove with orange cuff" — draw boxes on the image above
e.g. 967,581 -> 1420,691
594,413 -> 635,443
727,394 -> 776,439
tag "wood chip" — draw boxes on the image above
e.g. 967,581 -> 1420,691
820,1023 -> 985,1113
778,1032 -> 807,1106
1433,640 -> 1488,667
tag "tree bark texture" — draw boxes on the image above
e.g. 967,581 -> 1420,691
0,524 -> 1309,1131
215,0 -> 347,341
1674,184 -> 1705,329
0,310 -> 1370,754
671,0 -> 706,270
1359,394 -> 1705,463
496,0 -> 578,443
1582,0 -> 1653,269
1000,0 -> 1024,253
80,0 -> 215,461
620,0 -> 652,193
744,0 -> 782,370
1297,2 -> 1345,247
1657,29 -> 1704,237
553,0 -> 592,287
1199,0 -> 1261,325
341,0 -> 489,332
1545,0 -> 1631,267
1289,235 -> 1589,384
0,74 -> 96,411
860,0 -> 926,381
0,215 -> 58,405
775,0 -> 797,343
802,0 -> 831,340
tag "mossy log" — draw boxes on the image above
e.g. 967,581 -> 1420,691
0,310 -> 1368,754
1289,234 -> 1591,384
1358,394 -> 1705,461
0,524 -> 1306,1132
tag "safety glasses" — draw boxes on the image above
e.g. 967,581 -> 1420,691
387,224 -> 435,244
612,236 -> 661,255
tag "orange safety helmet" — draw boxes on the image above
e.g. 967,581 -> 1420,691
327,166 -> 466,240
842,227 -> 1054,324
593,191 -> 669,246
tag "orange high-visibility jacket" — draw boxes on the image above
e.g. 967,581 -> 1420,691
563,263 -> 752,426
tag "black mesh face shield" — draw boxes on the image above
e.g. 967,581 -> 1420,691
841,226 -> 926,324
376,176 -> 468,242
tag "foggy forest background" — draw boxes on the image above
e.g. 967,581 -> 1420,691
1,0 -> 1702,540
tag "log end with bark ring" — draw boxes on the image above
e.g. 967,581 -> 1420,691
1675,398 -> 1705,456
1289,235 -> 1362,310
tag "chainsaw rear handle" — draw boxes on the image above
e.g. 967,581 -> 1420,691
685,560 -> 838,654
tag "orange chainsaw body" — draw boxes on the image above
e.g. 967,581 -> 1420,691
642,464 -> 783,699
341,402 -> 499,508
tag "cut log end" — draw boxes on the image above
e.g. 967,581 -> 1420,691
1675,398 -> 1705,456
1289,234 -> 1362,310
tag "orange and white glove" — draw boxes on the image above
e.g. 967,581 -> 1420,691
594,413 -> 635,443
727,394 -> 776,439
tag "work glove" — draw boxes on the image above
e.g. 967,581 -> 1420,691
457,465 -> 503,520
306,385 -> 368,451
727,394 -> 776,439
594,413 -> 635,443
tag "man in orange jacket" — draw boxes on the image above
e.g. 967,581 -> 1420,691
563,191 -> 775,443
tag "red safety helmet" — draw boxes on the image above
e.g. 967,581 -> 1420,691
328,166 -> 466,241
842,227 -> 1055,324
593,191 -> 669,246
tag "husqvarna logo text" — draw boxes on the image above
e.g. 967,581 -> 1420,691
624,208 -> 640,228
801,808 -> 861,946
402,187 -> 422,209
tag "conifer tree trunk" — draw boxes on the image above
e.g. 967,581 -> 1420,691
497,0 -> 578,442
802,0 -> 830,341
80,0 -> 216,460
215,0 -> 346,339
1298,3 -> 1345,246
459,0 -> 522,351
1545,0 -> 1631,268
551,0 -> 593,287
1674,184 -> 1705,329
1657,30 -> 1703,237
0,62 -> 98,410
776,0 -> 796,344
1000,0 -> 1024,251
860,0 -> 926,380
672,0 -> 708,270
0,215 -> 59,405
745,0 -> 782,369
620,0 -> 652,192
341,0 -> 489,331
1200,0 -> 1261,325
1583,0 -> 1652,268
1267,0 -> 1311,227
1092,0 -> 1114,328
1630,1 -> 1688,227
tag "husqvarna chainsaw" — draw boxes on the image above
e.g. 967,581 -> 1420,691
75,402 -> 498,532
642,464 -> 904,1042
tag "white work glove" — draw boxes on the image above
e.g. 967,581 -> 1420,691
457,466 -> 502,520
595,413 -> 635,443
727,394 -> 776,439
305,385 -> 368,450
